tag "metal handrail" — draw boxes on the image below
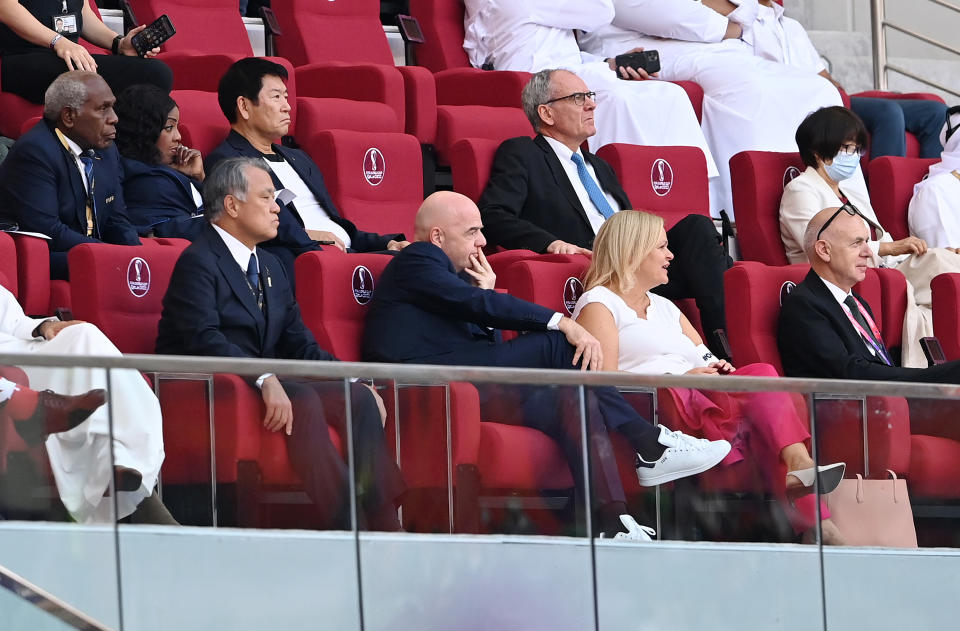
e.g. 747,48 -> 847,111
2,351 -> 959,401
0,565 -> 112,630
871,0 -> 960,97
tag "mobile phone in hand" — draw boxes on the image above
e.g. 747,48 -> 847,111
613,50 -> 661,77
131,14 -> 176,56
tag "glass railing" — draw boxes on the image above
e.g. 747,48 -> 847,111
1,352 -> 958,630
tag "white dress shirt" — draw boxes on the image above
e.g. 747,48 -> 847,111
818,274 -> 881,359
542,135 -> 621,235
265,157 -> 352,248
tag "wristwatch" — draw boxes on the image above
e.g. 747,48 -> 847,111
111,34 -> 123,55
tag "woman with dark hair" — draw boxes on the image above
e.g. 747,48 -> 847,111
780,105 -> 960,367
0,0 -> 171,104
115,84 -> 205,239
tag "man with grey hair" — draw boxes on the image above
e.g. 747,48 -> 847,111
157,157 -> 406,531
0,70 -> 139,279
479,69 -> 732,357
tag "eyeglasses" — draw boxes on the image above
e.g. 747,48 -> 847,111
838,142 -> 863,156
543,91 -> 597,107
816,201 -> 883,240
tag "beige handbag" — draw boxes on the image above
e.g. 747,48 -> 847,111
824,470 -> 918,548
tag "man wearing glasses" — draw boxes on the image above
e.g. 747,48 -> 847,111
479,69 -> 732,358
778,206 -> 960,385
462,0 -> 716,176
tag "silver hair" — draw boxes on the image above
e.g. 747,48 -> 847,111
521,69 -> 560,132
42,71 -> 97,121
203,157 -> 272,222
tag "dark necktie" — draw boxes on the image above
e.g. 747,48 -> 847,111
570,153 -> 615,220
78,151 -> 97,237
844,295 -> 887,359
246,252 -> 262,308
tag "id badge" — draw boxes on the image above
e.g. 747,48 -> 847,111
53,14 -> 78,35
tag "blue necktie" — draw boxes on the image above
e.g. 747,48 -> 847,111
78,152 -> 98,237
246,253 -> 260,301
571,152 -> 615,220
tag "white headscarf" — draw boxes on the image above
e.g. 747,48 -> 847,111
928,108 -> 960,178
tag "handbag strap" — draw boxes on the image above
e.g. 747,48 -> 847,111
887,469 -> 900,503
855,474 -> 864,503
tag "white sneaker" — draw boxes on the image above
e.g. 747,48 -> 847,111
635,426 -> 731,486
598,515 -> 656,541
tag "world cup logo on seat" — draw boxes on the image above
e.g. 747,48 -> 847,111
562,277 -> 584,315
783,166 -> 801,189
363,148 -> 385,186
126,257 -> 151,298
779,280 -> 796,306
352,265 -> 374,305
651,159 -> 674,196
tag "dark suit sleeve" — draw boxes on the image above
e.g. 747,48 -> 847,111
778,292 -> 918,381
268,260 -> 337,362
100,152 -> 140,246
3,142 -> 99,251
158,248 -> 260,359
478,142 -> 559,253
395,245 -> 556,330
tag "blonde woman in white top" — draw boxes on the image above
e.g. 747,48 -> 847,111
573,210 -> 845,541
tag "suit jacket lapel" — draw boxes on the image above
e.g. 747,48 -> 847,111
535,135 -> 592,230
806,271 -> 885,364
205,226 -> 266,340
52,130 -> 89,230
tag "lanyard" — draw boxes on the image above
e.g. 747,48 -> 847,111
840,296 -> 892,365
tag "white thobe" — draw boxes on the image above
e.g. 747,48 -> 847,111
780,167 -> 960,367
463,0 -> 718,177
908,126 -> 960,248
0,285 -> 164,523
577,0 -> 842,218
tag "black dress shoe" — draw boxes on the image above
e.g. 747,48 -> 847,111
114,466 -> 143,492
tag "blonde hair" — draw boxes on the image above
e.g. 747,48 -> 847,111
583,210 -> 664,293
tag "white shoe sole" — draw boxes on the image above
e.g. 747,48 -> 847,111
635,440 -> 731,486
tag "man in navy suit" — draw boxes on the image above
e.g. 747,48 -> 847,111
206,58 -> 408,280
479,69 -> 731,356
156,157 -> 404,530
0,70 -> 139,278
363,190 -> 729,539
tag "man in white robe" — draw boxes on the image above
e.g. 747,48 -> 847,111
576,0 -> 843,218
463,0 -> 718,177
909,110 -> 960,248
0,285 -> 168,523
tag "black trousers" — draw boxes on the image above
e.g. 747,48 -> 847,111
654,214 -> 733,353
1,50 -> 173,104
281,379 -> 405,531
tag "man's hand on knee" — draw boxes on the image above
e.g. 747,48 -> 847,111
261,376 -> 293,435
558,317 -> 604,371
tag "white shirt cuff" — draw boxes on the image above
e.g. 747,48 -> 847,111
547,312 -> 564,330
255,373 -> 275,389
694,344 -> 716,365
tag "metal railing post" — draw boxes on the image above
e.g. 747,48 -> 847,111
871,0 -> 889,90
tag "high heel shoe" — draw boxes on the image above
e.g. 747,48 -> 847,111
786,462 -> 846,497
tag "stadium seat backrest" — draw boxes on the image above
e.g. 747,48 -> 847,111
67,241 -> 188,354
596,144 -> 710,229
272,0 -> 393,67
295,251 -> 394,362
408,0 -> 471,72
450,137 -> 502,203
436,107 -> 532,165
172,90 -> 231,157
302,129 -> 423,240
0,231 -> 18,299
868,156 -> 939,241
498,259 -> 590,316
932,273 -> 960,360
729,150 -> 805,265
128,0 -> 253,56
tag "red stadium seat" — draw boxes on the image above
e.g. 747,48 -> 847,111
729,150 -> 806,265
7,233 -> 68,317
931,273 -> 960,361
66,240 -> 332,526
437,107 -> 532,166
596,143 -> 710,229
171,90 -> 232,157
868,156 -> 940,241
0,231 -> 18,298
271,0 -> 436,144
724,262 -> 960,499
300,129 -> 423,239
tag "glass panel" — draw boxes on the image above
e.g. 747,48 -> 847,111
0,362 -> 120,629
359,379 -> 597,630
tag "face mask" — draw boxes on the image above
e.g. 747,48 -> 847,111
823,151 -> 860,182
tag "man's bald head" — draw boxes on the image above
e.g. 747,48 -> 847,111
414,191 -> 487,271
804,206 -> 872,290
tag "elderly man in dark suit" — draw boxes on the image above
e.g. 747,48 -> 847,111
205,57 -> 408,280
779,205 -> 960,384
363,190 -> 730,539
0,70 -> 139,278
156,157 -> 404,530
479,68 -> 731,355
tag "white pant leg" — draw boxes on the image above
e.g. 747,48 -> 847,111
22,323 -> 164,523
569,62 -> 719,177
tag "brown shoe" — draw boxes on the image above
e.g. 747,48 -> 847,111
27,388 -> 107,436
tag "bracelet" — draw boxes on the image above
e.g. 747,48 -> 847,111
49,33 -> 62,50
111,34 -> 123,55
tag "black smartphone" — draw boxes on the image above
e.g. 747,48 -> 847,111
131,14 -> 175,57
613,50 -> 660,77
920,336 -> 947,366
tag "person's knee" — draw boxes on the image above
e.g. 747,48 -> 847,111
142,59 -> 174,93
